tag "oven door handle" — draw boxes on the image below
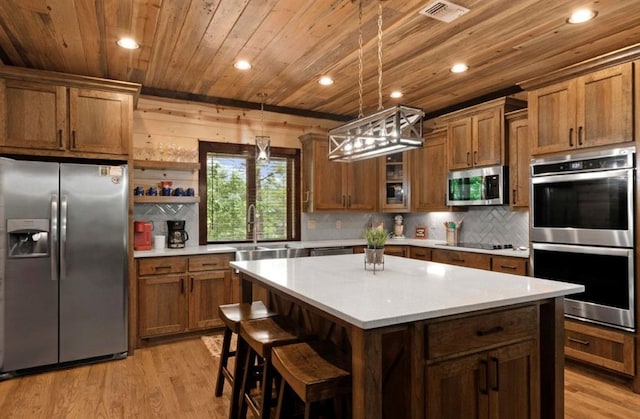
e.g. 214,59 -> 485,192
531,242 -> 633,257
530,168 -> 632,184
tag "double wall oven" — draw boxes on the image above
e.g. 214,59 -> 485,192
530,146 -> 635,331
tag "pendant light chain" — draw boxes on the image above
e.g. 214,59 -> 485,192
358,0 -> 364,118
260,93 -> 265,136
377,0 -> 383,111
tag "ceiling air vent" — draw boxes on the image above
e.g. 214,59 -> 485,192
419,1 -> 470,23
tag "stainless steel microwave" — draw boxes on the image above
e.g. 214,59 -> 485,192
446,165 -> 507,206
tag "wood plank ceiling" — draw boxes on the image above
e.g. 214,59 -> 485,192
0,0 -> 639,120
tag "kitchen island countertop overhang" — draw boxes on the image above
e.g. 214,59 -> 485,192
230,254 -> 583,329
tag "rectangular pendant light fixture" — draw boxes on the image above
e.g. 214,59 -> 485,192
328,104 -> 424,162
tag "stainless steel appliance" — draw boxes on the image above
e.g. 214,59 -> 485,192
530,146 -> 635,331
531,243 -> 634,330
530,146 -> 634,247
0,158 -> 128,377
308,247 -> 353,256
446,165 -> 507,206
167,220 -> 188,249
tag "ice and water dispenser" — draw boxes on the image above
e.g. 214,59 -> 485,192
7,219 -> 49,258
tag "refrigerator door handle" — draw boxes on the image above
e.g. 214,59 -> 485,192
60,195 -> 68,281
51,194 -> 59,282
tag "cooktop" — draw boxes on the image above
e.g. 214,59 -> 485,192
448,242 -> 514,250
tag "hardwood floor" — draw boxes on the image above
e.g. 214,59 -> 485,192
0,338 -> 230,419
564,360 -> 640,419
0,337 -> 638,418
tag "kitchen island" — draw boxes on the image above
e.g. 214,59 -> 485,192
230,254 -> 583,419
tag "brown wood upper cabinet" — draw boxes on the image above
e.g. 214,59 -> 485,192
0,67 -> 139,159
425,97 -> 525,172
379,151 -> 411,212
529,62 -> 634,155
506,110 -> 530,210
448,107 -> 502,170
300,133 -> 377,212
412,128 -> 449,212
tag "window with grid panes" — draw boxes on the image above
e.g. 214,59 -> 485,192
198,141 -> 300,243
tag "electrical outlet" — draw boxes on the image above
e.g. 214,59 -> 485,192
336,220 -> 342,229
307,220 -> 317,230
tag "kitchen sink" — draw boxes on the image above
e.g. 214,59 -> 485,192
234,244 -> 307,261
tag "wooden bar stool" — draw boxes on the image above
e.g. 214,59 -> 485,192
214,301 -> 277,397
271,341 -> 351,419
237,316 -> 302,419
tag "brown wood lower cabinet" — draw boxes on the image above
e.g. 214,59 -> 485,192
491,255 -> 528,275
385,245 -> 409,257
137,253 -> 231,341
431,248 -> 492,270
424,305 -> 539,419
410,246 -> 432,261
564,319 -> 635,375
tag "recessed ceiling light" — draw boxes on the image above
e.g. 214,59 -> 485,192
567,9 -> 597,24
234,60 -> 252,70
117,37 -> 139,49
390,91 -> 403,99
450,63 -> 469,73
318,76 -> 334,86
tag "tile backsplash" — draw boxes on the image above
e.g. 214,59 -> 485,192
141,203 -> 529,248
301,213 -> 393,241
134,203 -> 199,247
302,207 -> 529,247
403,206 -> 529,247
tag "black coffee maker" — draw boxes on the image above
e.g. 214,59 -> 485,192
167,220 -> 189,249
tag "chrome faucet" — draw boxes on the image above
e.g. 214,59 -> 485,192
247,203 -> 258,244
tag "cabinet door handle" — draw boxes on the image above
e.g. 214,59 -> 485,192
473,150 -> 478,165
578,126 -> 583,146
568,337 -> 590,346
190,276 -> 194,292
58,129 -> 63,148
490,357 -> 499,391
342,195 -> 346,208
479,360 -> 489,395
303,191 -> 310,204
499,264 -> 517,270
180,277 -> 185,294
466,152 -> 471,166
71,130 -> 77,149
476,326 -> 504,336
512,189 -> 517,205
569,128 -> 574,147
348,195 -> 351,208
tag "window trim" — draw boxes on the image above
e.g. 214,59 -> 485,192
198,141 -> 301,245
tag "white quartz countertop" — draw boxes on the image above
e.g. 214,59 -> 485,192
134,238 -> 530,258
230,254 -> 583,329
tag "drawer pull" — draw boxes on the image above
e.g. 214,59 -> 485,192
154,265 -> 172,270
476,326 -> 504,337
202,262 -> 219,266
568,337 -> 590,346
490,357 -> 499,391
452,257 -> 465,263
499,264 -> 517,270
479,360 -> 488,395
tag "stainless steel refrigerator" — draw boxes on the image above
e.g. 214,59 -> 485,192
0,158 -> 128,376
